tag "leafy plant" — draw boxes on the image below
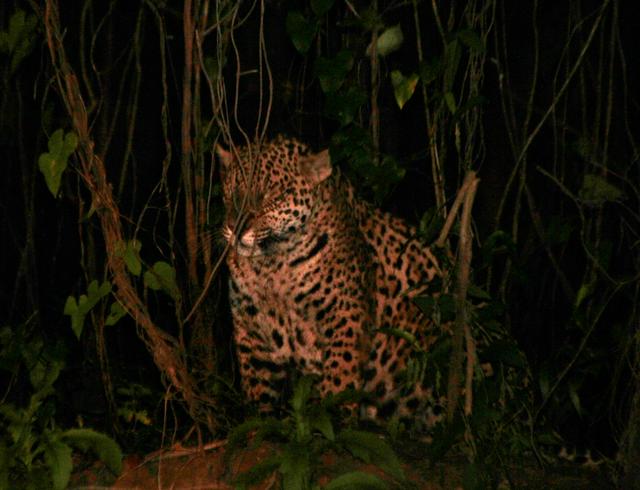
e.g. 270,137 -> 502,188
229,376 -> 406,490
37,128 -> 78,198
64,280 -> 113,339
0,325 -> 122,489
0,8 -> 38,75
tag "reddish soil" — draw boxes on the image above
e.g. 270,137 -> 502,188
68,438 -> 616,490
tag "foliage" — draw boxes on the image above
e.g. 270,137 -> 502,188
0,323 -> 122,489
37,129 -> 77,198
64,280 -> 112,339
229,377 -> 405,490
0,8 -> 37,75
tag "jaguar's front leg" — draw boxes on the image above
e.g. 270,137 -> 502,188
233,315 -> 288,413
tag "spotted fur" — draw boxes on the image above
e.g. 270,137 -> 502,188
217,136 -> 454,426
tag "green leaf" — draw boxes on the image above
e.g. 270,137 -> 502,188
2,9 -> 38,74
579,174 -> 624,205
64,280 -> 112,339
280,446 -> 311,490
419,57 -> 442,85
390,70 -> 419,110
539,364 -> 551,400
324,87 -> 367,126
43,438 -> 73,490
88,279 -> 111,301
64,296 -> 84,340
467,284 -> 491,300
443,40 -> 461,92
462,462 -> 482,490
227,417 -> 270,450
314,50 -> 353,93
8,10 -> 27,50
309,409 -> 335,441
311,0 -> 335,16
479,341 -> 527,369
480,230 -> 515,265
379,326 -> 418,347
116,240 -> 142,276
28,354 -> 63,393
62,428 -> 122,475
444,91 -> 457,114
106,301 -> 127,326
375,24 -> 403,57
456,29 -> 484,52
418,207 -> 444,244
143,261 -> 180,300
337,430 -> 404,481
203,55 -> 221,81
413,296 -> 435,316
574,276 -> 596,309
0,442 -> 9,490
324,471 -> 388,489
291,376 -> 315,413
545,215 -> 573,245
568,381 -> 582,417
125,240 -> 142,276
38,129 -> 78,198
286,11 -> 317,54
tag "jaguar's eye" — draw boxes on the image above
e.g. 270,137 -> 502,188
258,233 -> 284,250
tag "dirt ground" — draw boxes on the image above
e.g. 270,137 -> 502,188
68,438 -> 616,490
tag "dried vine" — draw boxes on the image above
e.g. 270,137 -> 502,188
40,0 -> 209,428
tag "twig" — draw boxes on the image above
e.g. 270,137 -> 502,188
446,171 -> 479,422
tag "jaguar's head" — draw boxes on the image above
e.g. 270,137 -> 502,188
216,136 -> 332,257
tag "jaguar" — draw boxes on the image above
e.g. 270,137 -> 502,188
217,135 -> 502,428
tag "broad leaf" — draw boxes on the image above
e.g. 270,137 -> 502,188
64,297 -> 83,340
64,280 -> 112,339
314,50 -> 353,93
62,428 -> 122,474
337,430 -> 404,481
286,11 -> 317,54
324,471 -> 388,489
467,284 -> 491,300
291,376 -> 315,413
479,341 -> 527,369
311,0 -> 335,16
568,381 -> 583,417
43,437 -> 73,490
38,129 -> 78,198
280,446 -> 311,490
390,70 -> 419,109
579,174 -> 624,205
106,301 -> 127,326
144,261 -> 180,300
116,240 -> 142,276
444,91 -> 457,114
420,57 -> 443,85
0,9 -> 38,74
456,29 -> 484,52
309,408 -> 335,441
375,24 -> 403,57
324,87 -> 367,126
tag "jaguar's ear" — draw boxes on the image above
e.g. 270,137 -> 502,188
299,149 -> 332,185
215,144 -> 234,171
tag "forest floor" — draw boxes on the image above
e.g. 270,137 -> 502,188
68,438 -> 617,490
